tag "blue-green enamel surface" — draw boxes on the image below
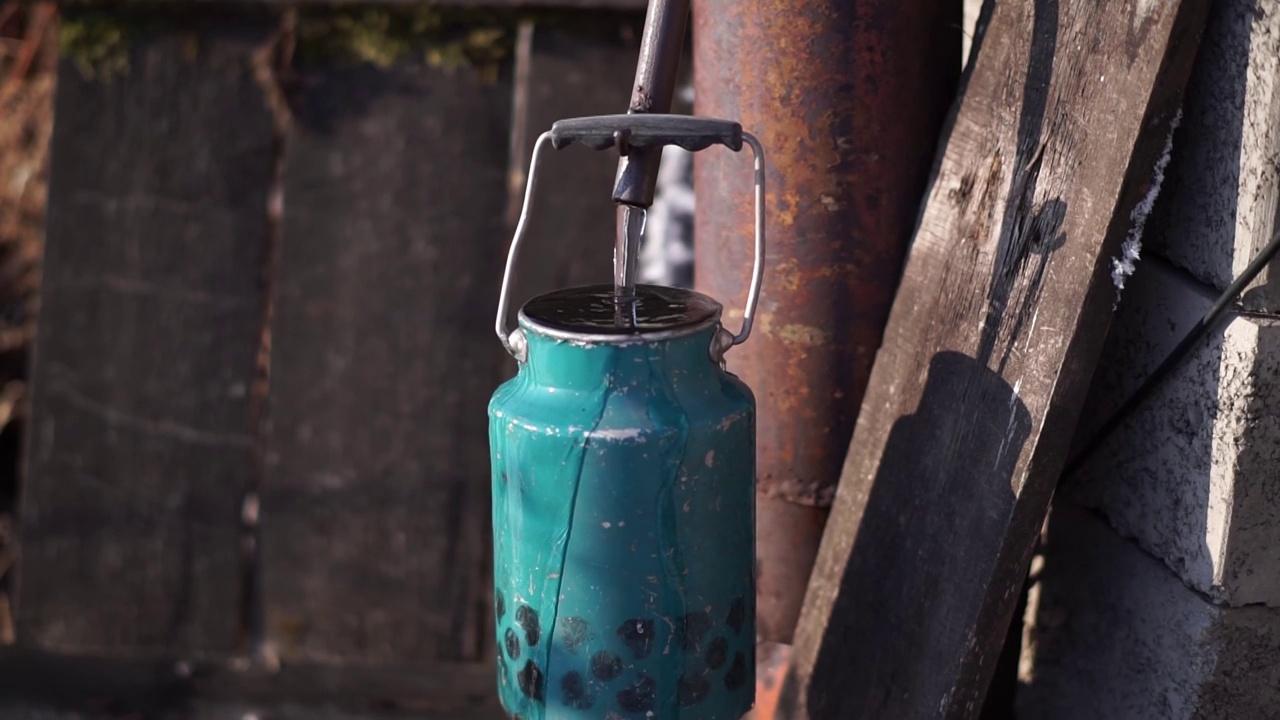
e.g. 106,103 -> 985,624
489,320 -> 756,719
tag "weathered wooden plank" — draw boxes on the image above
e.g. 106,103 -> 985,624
16,11 -> 277,657
259,52 -> 513,665
504,16 -> 645,313
782,0 -> 1210,717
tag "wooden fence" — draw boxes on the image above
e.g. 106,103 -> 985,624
13,3 -> 688,689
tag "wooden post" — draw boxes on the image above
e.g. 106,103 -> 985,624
257,11 -> 648,667
781,0 -> 1211,716
17,9 -> 278,657
258,45 -> 514,665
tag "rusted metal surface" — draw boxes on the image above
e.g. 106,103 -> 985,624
692,0 -> 961,646
612,0 -> 691,208
756,496 -> 828,642
745,641 -> 792,720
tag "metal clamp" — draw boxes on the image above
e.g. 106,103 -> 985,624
495,114 -> 766,362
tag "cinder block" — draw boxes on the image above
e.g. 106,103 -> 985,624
1018,504 -> 1280,720
1065,258 -> 1280,606
962,0 -> 982,65
1144,0 -> 1280,308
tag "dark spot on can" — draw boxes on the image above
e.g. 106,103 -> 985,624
560,670 -> 595,709
706,636 -> 729,670
559,616 -> 590,653
726,596 -> 746,636
495,590 -> 506,621
516,605 -> 541,647
617,618 -> 654,659
678,672 -> 711,707
724,652 -> 747,691
677,609 -> 713,651
504,627 -> 521,660
590,650 -> 623,681
518,659 -> 545,702
616,672 -> 656,712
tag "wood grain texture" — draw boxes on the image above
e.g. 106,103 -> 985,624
17,12 -> 277,657
782,0 -> 1210,717
259,54 -> 513,665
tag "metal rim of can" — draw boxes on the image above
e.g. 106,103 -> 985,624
516,289 -> 726,346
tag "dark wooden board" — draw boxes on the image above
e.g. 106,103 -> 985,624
259,55 -> 513,665
503,17 -> 646,318
16,11 -> 278,657
782,0 -> 1210,717
44,0 -> 651,8
0,648 -> 501,718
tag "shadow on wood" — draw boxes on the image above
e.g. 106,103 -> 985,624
781,0 -> 1211,715
801,352 -> 1031,716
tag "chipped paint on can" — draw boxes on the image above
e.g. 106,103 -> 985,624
489,286 -> 757,719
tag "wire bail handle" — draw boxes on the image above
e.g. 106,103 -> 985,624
495,113 -> 766,363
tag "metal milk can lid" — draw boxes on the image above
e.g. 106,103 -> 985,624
519,284 -> 722,344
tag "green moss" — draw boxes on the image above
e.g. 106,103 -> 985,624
57,11 -> 135,80
54,4 -> 644,81
294,7 -> 518,75
54,3 -> 224,81
295,7 -> 644,76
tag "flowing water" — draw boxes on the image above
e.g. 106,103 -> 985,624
613,205 -> 647,327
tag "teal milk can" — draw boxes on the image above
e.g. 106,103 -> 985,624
489,115 -> 766,719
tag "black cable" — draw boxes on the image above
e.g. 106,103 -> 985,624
1063,224 -> 1280,480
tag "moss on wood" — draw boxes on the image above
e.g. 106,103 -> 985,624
55,3 -> 644,80
57,8 -> 137,80
294,7 -> 514,74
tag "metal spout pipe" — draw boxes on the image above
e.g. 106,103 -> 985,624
612,0 -> 691,208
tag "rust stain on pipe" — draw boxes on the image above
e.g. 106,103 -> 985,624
744,641 -> 793,720
693,0 -> 961,647
755,496 -> 828,643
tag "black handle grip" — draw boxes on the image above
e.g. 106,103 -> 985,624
549,114 -> 744,153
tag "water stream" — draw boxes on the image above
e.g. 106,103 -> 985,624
613,205 -> 647,328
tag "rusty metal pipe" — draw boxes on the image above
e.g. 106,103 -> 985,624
692,0 -> 961,651
612,0 -> 691,208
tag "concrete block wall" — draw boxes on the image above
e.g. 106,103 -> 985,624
1066,260 -> 1280,605
1019,506 -> 1280,720
1018,0 -> 1280,716
963,0 -> 982,67
1142,0 -> 1280,308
